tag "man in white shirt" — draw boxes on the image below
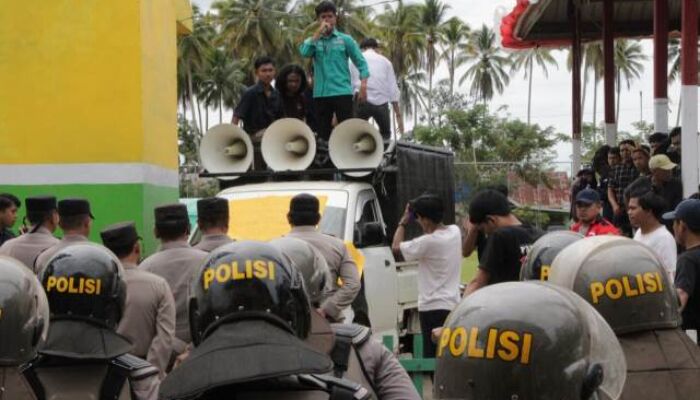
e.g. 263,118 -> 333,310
391,194 -> 461,359
350,38 -> 403,142
628,190 -> 677,283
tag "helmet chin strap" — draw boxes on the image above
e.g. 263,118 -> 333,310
581,363 -> 604,400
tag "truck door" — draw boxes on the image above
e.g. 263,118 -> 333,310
354,189 -> 399,341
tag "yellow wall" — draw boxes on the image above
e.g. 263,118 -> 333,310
0,1 -> 189,170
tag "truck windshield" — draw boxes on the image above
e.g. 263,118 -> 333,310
219,190 -> 348,240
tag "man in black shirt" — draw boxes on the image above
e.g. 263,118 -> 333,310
232,56 -> 283,135
464,190 -> 542,295
0,194 -> 20,246
665,199 -> 700,343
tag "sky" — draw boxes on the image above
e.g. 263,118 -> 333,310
191,0 -> 695,167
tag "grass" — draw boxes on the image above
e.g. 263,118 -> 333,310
461,253 -> 479,283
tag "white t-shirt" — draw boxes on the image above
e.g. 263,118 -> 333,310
634,225 -> 677,284
399,225 -> 462,311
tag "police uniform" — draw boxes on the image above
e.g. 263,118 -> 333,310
0,196 -> 59,273
0,256 -> 49,400
433,281 -> 626,399
101,222 -> 176,377
193,197 -> 233,252
34,198 -> 96,274
140,204 -> 207,353
27,244 -> 159,400
270,237 -> 418,400
549,235 -> 700,400
159,241 -> 371,400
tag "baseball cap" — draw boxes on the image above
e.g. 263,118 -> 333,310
663,199 -> 700,231
649,154 -> 677,171
575,188 -> 600,205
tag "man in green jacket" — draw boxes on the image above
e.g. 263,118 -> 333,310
299,1 -> 369,141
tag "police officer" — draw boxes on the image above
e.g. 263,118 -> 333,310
0,256 -> 49,400
27,244 -> 159,400
101,222 -> 176,377
140,204 -> 207,358
0,196 -> 59,272
434,281 -> 626,399
520,230 -> 583,281
159,241 -> 371,399
271,237 -> 420,400
193,197 -> 233,252
548,236 -> 700,399
34,198 -> 95,273
286,193 -> 360,322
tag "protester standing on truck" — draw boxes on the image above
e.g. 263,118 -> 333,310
463,189 -> 542,296
286,193 -> 360,322
391,193 -> 461,359
232,56 -> 283,135
299,1 -> 369,141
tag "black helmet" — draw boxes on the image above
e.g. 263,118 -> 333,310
189,241 -> 311,345
520,231 -> 583,281
549,236 -> 680,334
0,256 -> 49,365
39,244 -> 126,329
434,281 -> 626,400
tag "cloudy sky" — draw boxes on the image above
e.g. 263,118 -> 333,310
191,0 -> 691,165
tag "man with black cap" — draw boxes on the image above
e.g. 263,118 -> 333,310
571,188 -> 620,237
34,197 -> 95,273
286,193 -> 360,322
101,221 -> 176,377
0,196 -> 59,271
665,199 -> 700,343
26,243 -> 160,400
350,37 -> 403,142
140,203 -> 207,359
193,197 -> 233,252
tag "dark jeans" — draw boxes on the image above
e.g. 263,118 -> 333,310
419,309 -> 451,358
356,101 -> 391,142
314,95 -> 354,141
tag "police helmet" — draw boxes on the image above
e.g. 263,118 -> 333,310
39,244 -> 126,329
549,235 -> 680,334
0,256 -> 49,365
269,237 -> 332,307
434,281 -> 626,400
189,241 -> 311,345
520,231 -> 583,281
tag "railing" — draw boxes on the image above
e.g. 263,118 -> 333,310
383,334 -> 435,398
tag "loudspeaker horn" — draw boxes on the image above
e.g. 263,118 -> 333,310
329,119 -> 384,177
261,118 -> 317,171
199,124 -> 253,180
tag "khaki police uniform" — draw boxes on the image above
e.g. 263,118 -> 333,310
117,262 -> 176,377
193,234 -> 233,252
619,329 -> 700,400
34,234 -> 89,273
140,241 -> 207,352
0,367 -> 36,400
288,226 -> 360,321
0,227 -> 58,273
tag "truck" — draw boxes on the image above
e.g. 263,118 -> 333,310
195,140 -> 455,344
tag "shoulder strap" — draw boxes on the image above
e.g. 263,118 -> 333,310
111,353 -> 159,381
303,374 -> 372,400
330,323 -> 371,378
19,360 -> 46,400
100,362 -> 129,400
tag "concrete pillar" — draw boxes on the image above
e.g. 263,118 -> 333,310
654,0 -> 669,134
681,0 -> 699,197
603,0 -> 617,145
0,1 -> 193,254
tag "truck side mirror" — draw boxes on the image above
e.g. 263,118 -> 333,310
354,222 -> 386,248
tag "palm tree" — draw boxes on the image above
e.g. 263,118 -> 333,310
399,69 -> 428,126
510,46 -> 558,124
198,48 -> 247,124
614,39 -> 646,121
177,5 -> 213,133
461,25 -> 510,103
420,0 -> 449,124
439,17 -> 472,95
375,1 -> 423,79
214,0 -> 289,69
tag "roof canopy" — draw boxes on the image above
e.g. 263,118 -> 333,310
501,0 -> 696,49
